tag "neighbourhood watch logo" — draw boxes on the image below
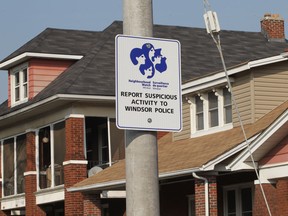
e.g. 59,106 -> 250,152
130,43 -> 167,79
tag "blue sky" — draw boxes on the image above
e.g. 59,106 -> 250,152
1,0 -> 288,103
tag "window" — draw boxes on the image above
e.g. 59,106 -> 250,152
38,121 -> 65,189
190,87 -> 232,136
85,117 -> 125,170
11,63 -> 28,106
208,91 -> 219,127
195,95 -> 204,130
224,185 -> 253,216
223,88 -> 232,124
188,195 -> 196,216
2,134 -> 27,197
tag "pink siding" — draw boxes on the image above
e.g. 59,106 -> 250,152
29,59 -> 74,98
8,70 -> 11,107
260,135 -> 288,165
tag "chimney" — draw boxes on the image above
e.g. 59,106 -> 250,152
261,13 -> 285,42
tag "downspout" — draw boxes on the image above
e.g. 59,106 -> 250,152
193,172 -> 209,216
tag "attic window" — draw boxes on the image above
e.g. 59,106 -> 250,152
10,63 -> 28,106
190,87 -> 232,137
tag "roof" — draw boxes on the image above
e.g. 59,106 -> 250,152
69,100 -> 288,191
1,21 -> 288,116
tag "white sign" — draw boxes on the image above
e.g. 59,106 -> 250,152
115,35 -> 182,131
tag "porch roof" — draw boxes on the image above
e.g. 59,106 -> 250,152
69,100 -> 288,192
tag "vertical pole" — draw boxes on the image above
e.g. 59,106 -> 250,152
123,1 -> 160,216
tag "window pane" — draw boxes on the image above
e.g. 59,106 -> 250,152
85,117 -> 108,169
223,88 -> 231,105
110,119 -> 125,162
241,188 -> 252,215
210,110 -> 219,127
16,135 -> 26,194
196,96 -> 204,130
3,138 -> 15,196
225,106 -> 232,123
15,72 -> 20,86
208,92 -> 219,127
15,87 -> 20,102
227,190 -> 236,215
208,92 -> 218,109
23,84 -> 28,98
100,126 -> 109,164
197,113 -> 204,130
23,68 -> 28,83
196,96 -> 203,112
53,121 -> 65,186
223,88 -> 232,123
39,126 -> 51,189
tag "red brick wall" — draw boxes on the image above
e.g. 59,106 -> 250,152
64,117 -> 88,216
253,180 -> 288,216
25,131 -> 46,216
83,194 -> 101,216
261,13 -> 285,41
208,176 -> 218,216
195,176 -> 218,216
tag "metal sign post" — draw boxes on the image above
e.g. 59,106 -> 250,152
120,1 -> 181,215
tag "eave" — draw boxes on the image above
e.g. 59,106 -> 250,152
0,94 -> 115,128
226,109 -> 288,171
182,53 -> 288,95
0,52 -> 83,70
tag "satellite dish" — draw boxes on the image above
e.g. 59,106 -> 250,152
88,166 -> 103,177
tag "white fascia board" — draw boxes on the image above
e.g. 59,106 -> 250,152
182,54 -> 288,95
0,52 -> 83,70
68,168 -> 201,192
101,190 -> 126,198
0,94 -> 115,122
57,94 -> 115,101
67,179 -> 126,192
226,110 -> 288,171
259,162 -> 288,181
201,134 -> 259,171
159,167 -> 200,179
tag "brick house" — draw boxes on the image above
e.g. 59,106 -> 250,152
0,13 -> 288,216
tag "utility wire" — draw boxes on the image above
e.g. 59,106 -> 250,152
203,1 -> 272,215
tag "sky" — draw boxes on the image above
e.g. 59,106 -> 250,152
1,0 -> 288,103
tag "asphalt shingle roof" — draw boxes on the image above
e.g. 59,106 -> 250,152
1,21 -> 288,116
71,100 -> 288,190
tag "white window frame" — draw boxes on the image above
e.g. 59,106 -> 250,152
187,195 -> 196,216
1,133 -> 26,197
36,120 -> 65,191
10,63 -> 28,106
190,87 -> 232,137
85,117 -> 114,168
223,183 -> 253,216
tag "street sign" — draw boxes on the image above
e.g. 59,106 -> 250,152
115,35 -> 182,131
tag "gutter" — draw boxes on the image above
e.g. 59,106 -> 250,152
68,167 -> 201,192
192,172 -> 209,216
0,94 -> 115,122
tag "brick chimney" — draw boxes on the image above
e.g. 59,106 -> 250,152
261,13 -> 285,42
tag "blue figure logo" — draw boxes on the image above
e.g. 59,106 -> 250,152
130,43 -> 167,79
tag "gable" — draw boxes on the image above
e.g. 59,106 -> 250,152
7,59 -> 75,107
259,135 -> 288,165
